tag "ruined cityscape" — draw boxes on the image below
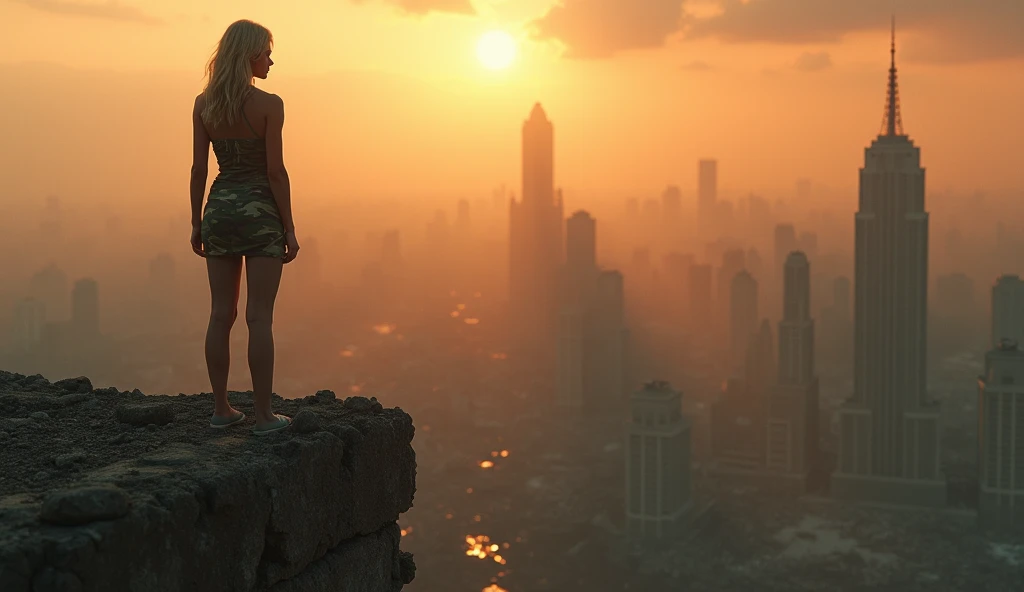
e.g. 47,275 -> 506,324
3,5 -> 1024,592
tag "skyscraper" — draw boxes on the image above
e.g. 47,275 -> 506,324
565,211 -> 596,275
698,159 -> 717,227
71,278 -> 99,340
557,212 -> 627,411
509,103 -> 564,346
832,23 -> 945,507
662,185 -> 682,225
730,270 -> 759,370
688,264 -> 713,331
626,380 -> 692,539
767,252 -> 819,484
12,298 -> 46,352
992,275 -> 1024,348
977,340 -> 1024,531
718,249 -> 746,330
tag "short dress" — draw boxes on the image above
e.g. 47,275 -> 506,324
200,110 -> 285,258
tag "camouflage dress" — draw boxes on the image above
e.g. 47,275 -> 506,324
200,110 -> 285,258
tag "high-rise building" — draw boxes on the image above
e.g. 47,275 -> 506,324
565,211 -> 596,275
592,270 -> 628,406
718,249 -> 746,329
29,263 -> 68,324
730,270 -> 759,369
698,159 -> 717,226
662,185 -> 682,225
557,212 -> 627,411
509,103 -> 564,346
767,252 -> 819,484
773,224 -> 798,288
832,24 -> 945,507
12,298 -> 46,352
688,264 -> 713,331
71,278 -> 99,340
977,340 -> 1024,531
992,275 -> 1024,348
626,380 -> 692,539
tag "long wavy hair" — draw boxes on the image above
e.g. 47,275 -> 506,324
200,20 -> 273,129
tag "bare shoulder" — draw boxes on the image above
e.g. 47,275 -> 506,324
250,88 -> 283,111
194,92 -> 206,109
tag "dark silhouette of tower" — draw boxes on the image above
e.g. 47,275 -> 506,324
509,103 -> 564,347
832,19 -> 945,507
767,252 -> 819,486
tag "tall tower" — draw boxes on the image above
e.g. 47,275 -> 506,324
626,381 -> 692,539
565,211 -> 596,275
71,278 -> 99,340
730,270 -> 759,370
698,159 -> 717,227
832,21 -> 945,507
558,211 -> 598,409
977,340 -> 1024,531
509,103 -> 564,347
767,252 -> 819,484
992,275 -> 1024,348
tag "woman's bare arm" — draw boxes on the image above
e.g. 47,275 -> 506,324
190,95 -> 211,227
264,94 -> 295,233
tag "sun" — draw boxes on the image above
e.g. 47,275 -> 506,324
476,30 -> 517,70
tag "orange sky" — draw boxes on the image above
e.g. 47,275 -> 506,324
2,0 -> 1022,206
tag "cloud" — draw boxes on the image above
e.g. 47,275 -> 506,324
680,60 -> 712,71
793,50 -> 831,72
528,0 -> 1023,63
349,0 -> 476,15
13,0 -> 163,24
684,0 -> 1024,62
530,0 -> 685,59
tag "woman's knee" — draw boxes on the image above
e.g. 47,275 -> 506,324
210,307 -> 238,326
245,307 -> 274,326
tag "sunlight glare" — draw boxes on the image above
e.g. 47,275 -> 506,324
476,30 -> 517,70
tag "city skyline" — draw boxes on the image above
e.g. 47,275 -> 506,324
3,3 -> 1023,201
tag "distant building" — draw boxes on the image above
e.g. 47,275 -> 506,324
977,340 -> 1024,531
29,263 -> 68,324
718,249 -> 746,330
832,25 -> 945,507
509,103 -> 564,347
730,270 -> 759,370
12,298 -> 46,352
688,264 -> 713,331
626,380 -> 693,539
71,278 -> 99,340
992,275 -> 1024,348
662,185 -> 682,225
767,252 -> 820,485
712,320 -> 774,471
698,159 -> 717,226
557,212 -> 627,411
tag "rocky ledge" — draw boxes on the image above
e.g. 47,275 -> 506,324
0,371 -> 417,592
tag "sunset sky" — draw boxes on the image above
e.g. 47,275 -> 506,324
2,0 -> 1022,206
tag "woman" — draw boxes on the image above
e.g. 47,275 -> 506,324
190,19 -> 298,435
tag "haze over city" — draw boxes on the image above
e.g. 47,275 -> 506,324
1,1 -> 1023,591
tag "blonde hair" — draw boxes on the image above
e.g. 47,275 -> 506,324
201,19 -> 273,128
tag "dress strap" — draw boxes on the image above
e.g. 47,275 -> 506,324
240,107 -> 260,139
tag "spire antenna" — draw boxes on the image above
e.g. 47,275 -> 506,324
880,14 -> 904,136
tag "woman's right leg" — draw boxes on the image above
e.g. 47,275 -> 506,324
206,255 -> 244,416
244,256 -> 284,428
